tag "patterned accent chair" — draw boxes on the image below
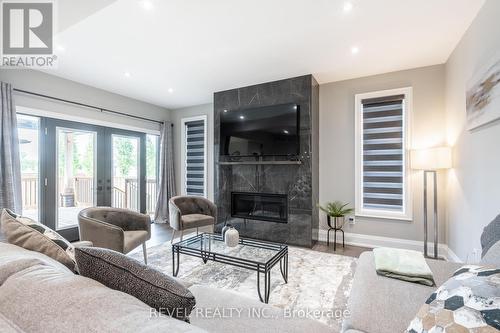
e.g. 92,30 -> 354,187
168,196 -> 217,243
78,207 -> 151,264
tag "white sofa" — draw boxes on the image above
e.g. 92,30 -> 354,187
0,242 -> 333,333
343,241 -> 500,333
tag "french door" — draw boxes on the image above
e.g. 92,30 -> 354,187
109,129 -> 146,213
34,118 -> 147,241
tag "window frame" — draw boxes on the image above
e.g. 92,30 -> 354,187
181,115 -> 208,197
354,87 -> 413,221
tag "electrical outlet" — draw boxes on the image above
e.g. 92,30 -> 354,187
348,216 -> 355,225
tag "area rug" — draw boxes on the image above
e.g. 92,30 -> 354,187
131,242 -> 357,330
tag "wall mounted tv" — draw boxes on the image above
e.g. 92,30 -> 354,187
220,103 -> 300,157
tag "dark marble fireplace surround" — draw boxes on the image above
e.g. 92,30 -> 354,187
214,75 -> 319,247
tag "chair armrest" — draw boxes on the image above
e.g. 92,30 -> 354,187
206,199 -> 217,220
169,200 -> 182,231
72,240 -> 93,248
78,215 -> 125,253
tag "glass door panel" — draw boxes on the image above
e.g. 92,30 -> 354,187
146,134 -> 159,217
56,128 -> 96,230
17,114 -> 40,220
112,135 -> 140,211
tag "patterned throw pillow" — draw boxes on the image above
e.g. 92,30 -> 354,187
406,265 -> 500,333
75,246 -> 196,322
0,209 -> 76,272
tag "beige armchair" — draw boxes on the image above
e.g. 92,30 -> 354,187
78,207 -> 151,264
168,196 -> 217,243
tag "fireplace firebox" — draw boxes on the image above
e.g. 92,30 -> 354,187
231,192 -> 288,223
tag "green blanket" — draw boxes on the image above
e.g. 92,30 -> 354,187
373,247 -> 435,286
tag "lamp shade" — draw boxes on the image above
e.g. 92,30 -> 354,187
411,147 -> 452,170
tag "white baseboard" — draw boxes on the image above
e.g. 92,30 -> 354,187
316,229 -> 463,263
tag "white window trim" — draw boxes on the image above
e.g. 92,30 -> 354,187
354,87 -> 413,221
181,115 -> 208,197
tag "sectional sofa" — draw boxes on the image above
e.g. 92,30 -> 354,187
343,224 -> 500,333
0,241 -> 332,333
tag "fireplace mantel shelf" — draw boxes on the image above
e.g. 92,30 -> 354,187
218,160 -> 302,166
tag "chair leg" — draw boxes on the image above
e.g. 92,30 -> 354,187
171,230 -> 177,244
196,227 -> 199,235
142,243 -> 147,265
211,224 -> 215,233
180,230 -> 184,241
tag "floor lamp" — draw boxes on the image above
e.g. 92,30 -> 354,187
411,147 -> 452,259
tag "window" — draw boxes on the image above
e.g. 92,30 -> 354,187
182,116 -> 207,197
355,87 -> 412,220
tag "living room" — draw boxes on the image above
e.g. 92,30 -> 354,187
1,0 -> 499,332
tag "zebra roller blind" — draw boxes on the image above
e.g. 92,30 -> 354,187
184,119 -> 206,196
361,94 -> 405,212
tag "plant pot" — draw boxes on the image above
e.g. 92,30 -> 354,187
327,216 -> 345,229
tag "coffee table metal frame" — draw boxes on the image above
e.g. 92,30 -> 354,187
172,233 -> 288,303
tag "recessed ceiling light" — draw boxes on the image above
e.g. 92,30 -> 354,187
283,130 -> 289,134
351,46 -> 359,55
141,0 -> 153,10
293,105 -> 298,110
168,88 -> 174,93
239,115 -> 245,120
223,109 -> 228,113
124,72 -> 131,77
343,2 -> 353,12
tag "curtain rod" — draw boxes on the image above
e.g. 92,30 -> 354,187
13,88 -> 170,126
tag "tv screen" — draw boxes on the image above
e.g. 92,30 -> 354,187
220,103 -> 300,157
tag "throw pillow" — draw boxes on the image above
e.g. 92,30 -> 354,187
481,213 -> 500,258
74,246 -> 196,322
0,209 -> 77,272
406,265 -> 500,333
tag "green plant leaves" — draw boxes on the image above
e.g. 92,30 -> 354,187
318,201 -> 354,217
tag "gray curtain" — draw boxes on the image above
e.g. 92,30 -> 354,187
154,121 -> 176,223
0,82 -> 22,213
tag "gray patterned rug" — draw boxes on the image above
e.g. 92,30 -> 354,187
131,241 -> 356,330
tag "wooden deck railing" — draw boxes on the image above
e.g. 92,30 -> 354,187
146,180 -> 157,215
21,174 -> 38,210
74,177 -> 94,206
22,175 -> 158,214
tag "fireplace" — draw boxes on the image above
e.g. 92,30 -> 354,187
231,192 -> 288,223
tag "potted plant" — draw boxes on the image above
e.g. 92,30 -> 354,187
318,201 -> 354,229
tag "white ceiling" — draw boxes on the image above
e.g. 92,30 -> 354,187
48,0 -> 485,109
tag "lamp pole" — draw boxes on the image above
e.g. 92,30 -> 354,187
423,170 -> 438,259
412,146 -> 451,260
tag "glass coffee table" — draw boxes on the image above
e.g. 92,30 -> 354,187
172,233 -> 288,303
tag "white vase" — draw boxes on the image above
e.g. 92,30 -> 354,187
224,227 -> 239,247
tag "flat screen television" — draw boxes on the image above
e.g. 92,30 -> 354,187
220,103 -> 300,157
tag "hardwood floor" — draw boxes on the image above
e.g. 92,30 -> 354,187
139,223 -> 371,258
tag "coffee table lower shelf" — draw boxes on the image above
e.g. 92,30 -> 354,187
172,235 -> 288,304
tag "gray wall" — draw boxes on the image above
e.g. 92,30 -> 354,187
319,65 -> 447,243
1,69 -> 170,131
445,0 -> 500,261
171,66 -> 447,245
171,104 -> 214,200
